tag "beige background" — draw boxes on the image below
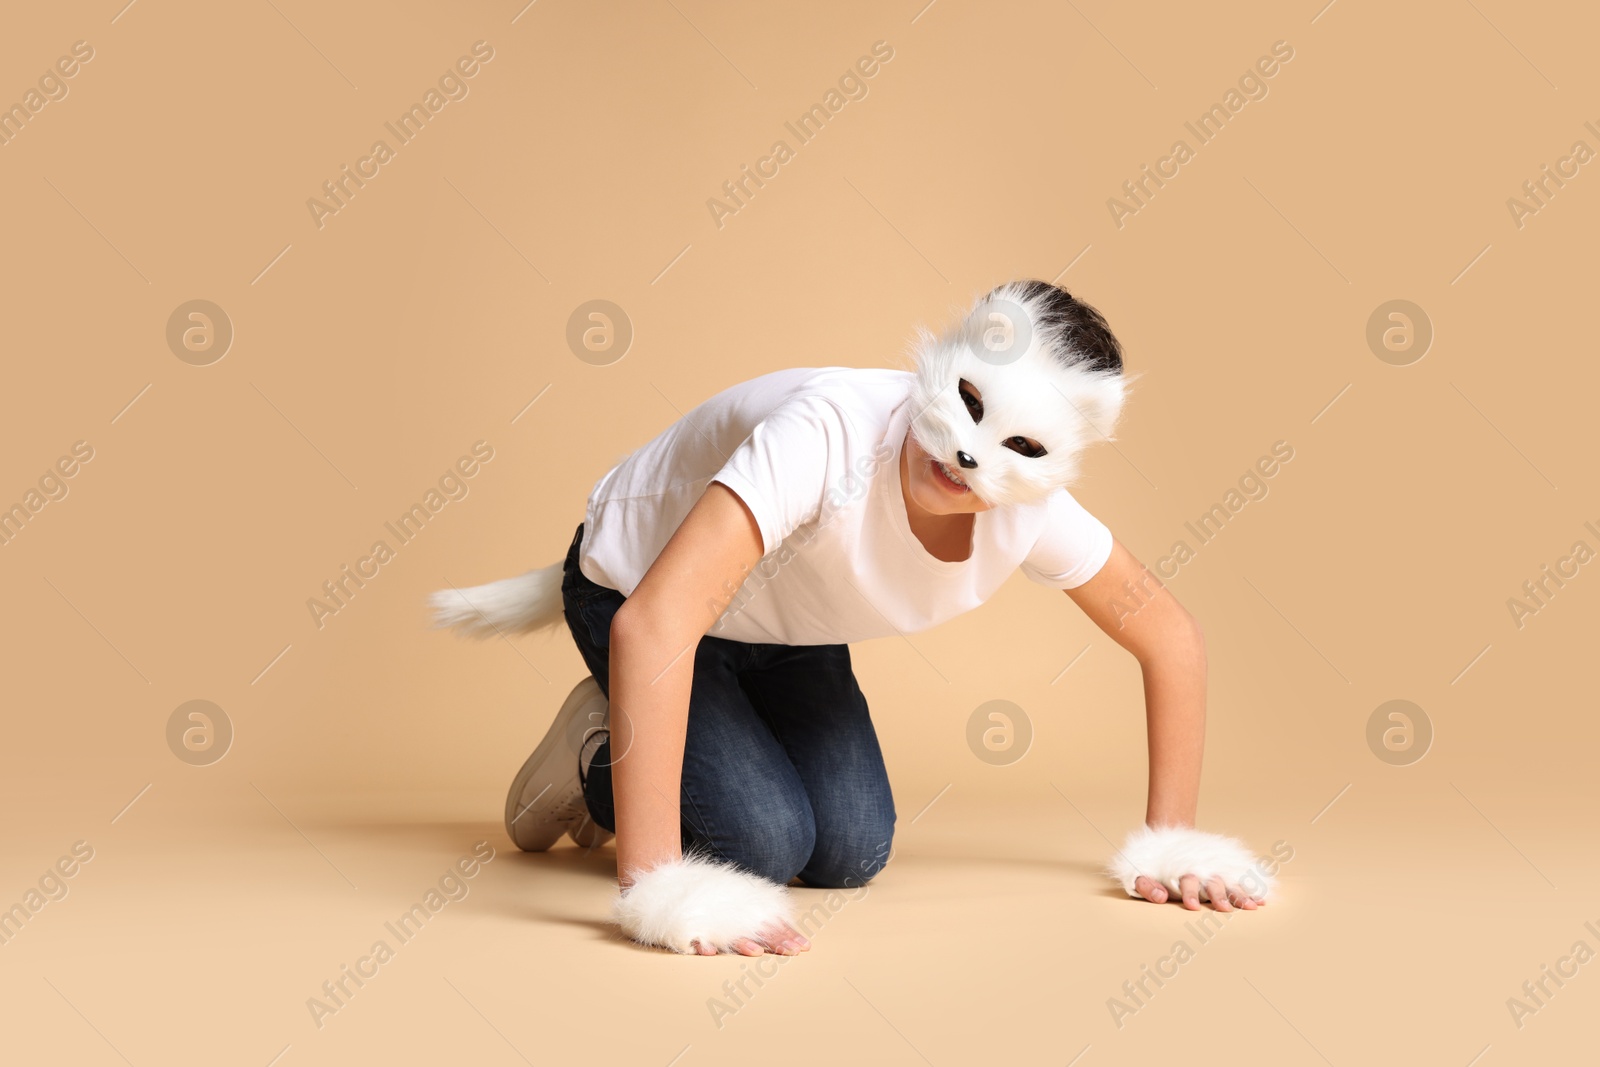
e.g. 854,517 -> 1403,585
2,0 -> 1596,1063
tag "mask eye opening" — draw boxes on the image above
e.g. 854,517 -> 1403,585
1002,435 -> 1048,459
958,378 -> 983,424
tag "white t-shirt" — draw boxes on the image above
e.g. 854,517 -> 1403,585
578,367 -> 1115,646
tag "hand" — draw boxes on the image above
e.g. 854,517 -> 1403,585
691,919 -> 811,956
615,854 -> 809,955
1109,825 -> 1276,909
1131,873 -> 1266,911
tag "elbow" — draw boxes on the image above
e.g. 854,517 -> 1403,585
1136,608 -> 1204,670
1184,610 -> 1205,648
609,598 -> 650,651
609,596 -> 691,657
1182,611 -> 1206,666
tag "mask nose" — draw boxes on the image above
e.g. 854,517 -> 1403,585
956,450 -> 978,469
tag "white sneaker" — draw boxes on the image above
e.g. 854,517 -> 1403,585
504,675 -> 613,851
566,807 -> 613,850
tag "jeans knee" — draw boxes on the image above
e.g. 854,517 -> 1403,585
800,813 -> 895,889
696,798 -> 816,886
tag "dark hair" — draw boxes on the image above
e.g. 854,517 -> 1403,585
988,279 -> 1124,376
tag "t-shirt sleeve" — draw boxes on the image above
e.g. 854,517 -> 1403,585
1019,489 -> 1115,589
707,395 -> 848,556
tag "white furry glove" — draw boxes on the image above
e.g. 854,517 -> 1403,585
614,854 -> 796,954
1108,825 -> 1275,902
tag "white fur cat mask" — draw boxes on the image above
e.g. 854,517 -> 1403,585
906,281 -> 1131,508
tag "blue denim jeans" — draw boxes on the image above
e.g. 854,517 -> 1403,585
560,523 -> 896,889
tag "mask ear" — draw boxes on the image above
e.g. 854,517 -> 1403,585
1061,367 -> 1132,443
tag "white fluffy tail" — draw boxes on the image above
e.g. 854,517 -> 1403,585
429,560 -> 565,638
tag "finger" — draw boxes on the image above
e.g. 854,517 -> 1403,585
755,927 -> 793,953
1179,874 -> 1202,910
691,939 -> 717,956
1226,885 -> 1256,910
1134,875 -> 1168,903
767,921 -> 811,951
782,922 -> 812,950
758,924 -> 805,954
733,938 -> 763,956
1205,877 -> 1232,911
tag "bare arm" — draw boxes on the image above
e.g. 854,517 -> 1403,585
1066,538 -> 1205,829
1066,539 -> 1257,910
607,481 -> 766,888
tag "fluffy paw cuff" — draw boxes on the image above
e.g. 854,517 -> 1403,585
614,854 -> 793,954
1108,826 -> 1275,901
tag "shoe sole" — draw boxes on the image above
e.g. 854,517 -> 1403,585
504,675 -> 608,852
